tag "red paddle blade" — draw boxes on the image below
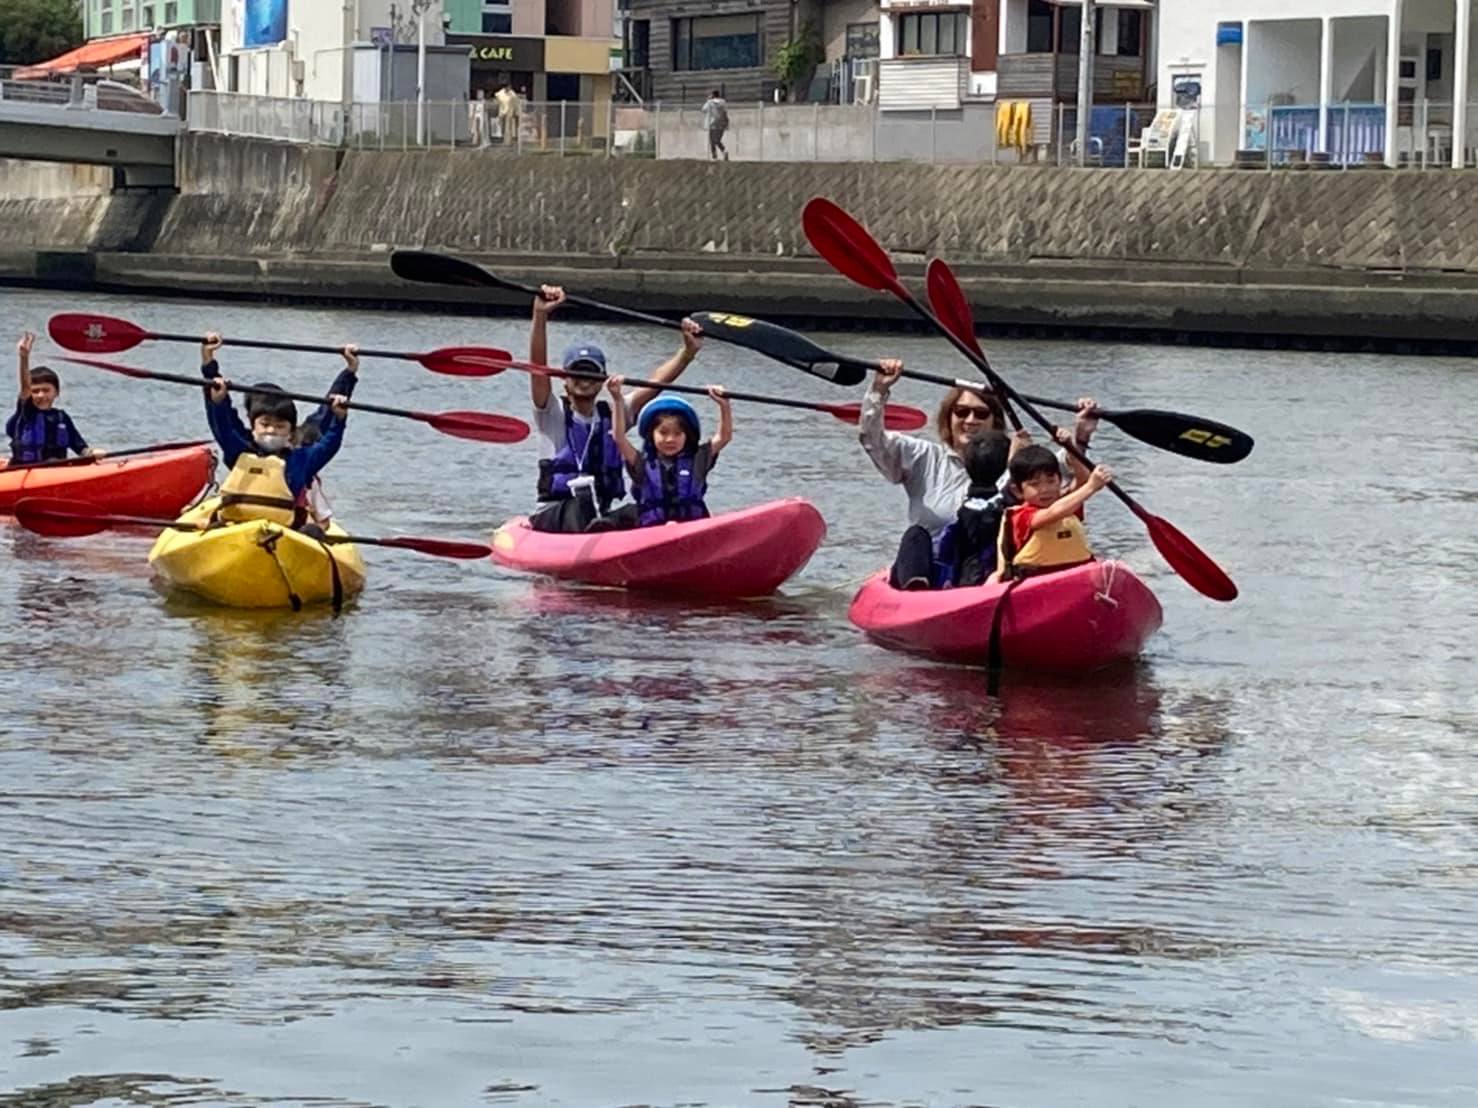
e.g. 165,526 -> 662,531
48,313 -> 148,354
823,402 -> 928,431
925,259 -> 985,357
1145,513 -> 1238,602
14,498 -> 119,537
367,536 -> 493,559
418,346 -> 513,377
424,410 -> 530,444
802,198 -> 899,293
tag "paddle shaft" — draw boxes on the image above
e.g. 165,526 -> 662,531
78,364 -> 426,423
1,439 -> 210,473
136,329 -> 422,362
507,360 -> 867,419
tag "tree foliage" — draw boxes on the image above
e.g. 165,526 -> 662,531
0,0 -> 85,67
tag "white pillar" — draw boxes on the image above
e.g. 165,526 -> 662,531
1386,0 -> 1403,166
1076,0 -> 1097,166
1319,17 -> 1334,152
416,10 -> 427,145
1241,23 -> 1252,152
1455,0 -> 1471,167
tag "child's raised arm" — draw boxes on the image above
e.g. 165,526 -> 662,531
16,332 -> 34,400
529,285 -> 565,410
1053,427 -> 1092,486
708,384 -> 733,457
605,376 -> 641,467
1029,464 -> 1114,531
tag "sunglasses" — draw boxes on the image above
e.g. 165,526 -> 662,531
951,404 -> 996,420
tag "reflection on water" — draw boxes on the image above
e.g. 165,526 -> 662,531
2,289 -> 1477,1107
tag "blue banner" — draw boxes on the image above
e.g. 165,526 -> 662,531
244,0 -> 287,47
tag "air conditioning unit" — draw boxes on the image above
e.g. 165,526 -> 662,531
853,71 -> 874,104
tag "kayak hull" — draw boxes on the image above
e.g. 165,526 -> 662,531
147,497 -> 367,609
848,560 -> 1162,671
490,498 -> 826,598
0,445 -> 215,516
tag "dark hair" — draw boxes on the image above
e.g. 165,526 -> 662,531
248,388 -> 297,429
29,367 -> 60,391
710,89 -> 721,98
964,429 -> 1009,488
1008,444 -> 1061,486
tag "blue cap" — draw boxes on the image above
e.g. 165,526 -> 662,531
561,343 -> 607,376
638,396 -> 701,441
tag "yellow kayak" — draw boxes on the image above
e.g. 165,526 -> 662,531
147,497 -> 367,610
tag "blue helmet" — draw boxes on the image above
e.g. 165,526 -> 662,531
638,396 -> 701,442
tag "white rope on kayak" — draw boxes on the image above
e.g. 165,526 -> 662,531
1095,559 -> 1120,607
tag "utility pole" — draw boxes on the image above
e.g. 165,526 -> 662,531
1075,0 -> 1095,166
416,8 -> 427,144
388,2 -> 398,102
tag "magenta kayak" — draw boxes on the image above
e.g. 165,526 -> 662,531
848,560 -> 1163,670
490,498 -> 827,598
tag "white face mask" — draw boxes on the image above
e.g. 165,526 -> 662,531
254,433 -> 290,453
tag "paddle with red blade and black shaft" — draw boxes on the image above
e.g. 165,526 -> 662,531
802,196 -> 1238,603
695,310 -> 1254,465
387,251 -> 872,387
48,313 -> 510,379
1,440 -> 211,474
13,498 -> 492,558
465,353 -> 927,431
60,357 -> 530,445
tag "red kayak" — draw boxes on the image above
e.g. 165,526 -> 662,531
848,560 -> 1162,670
0,445 -> 215,517
491,498 -> 827,598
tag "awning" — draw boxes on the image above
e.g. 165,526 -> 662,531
17,33 -> 150,76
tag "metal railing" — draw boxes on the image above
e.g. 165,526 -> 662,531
186,91 -> 1478,169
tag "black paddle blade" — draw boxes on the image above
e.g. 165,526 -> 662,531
1109,409 -> 1255,465
391,250 -> 502,289
691,312 -> 869,387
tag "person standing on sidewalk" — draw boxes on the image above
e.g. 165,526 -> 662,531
702,89 -> 730,160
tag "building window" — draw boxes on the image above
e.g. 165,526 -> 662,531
1026,0 -> 1054,53
630,19 -> 650,67
122,7 -> 135,31
165,1 -> 177,23
1116,10 -> 1142,57
846,21 -> 879,60
897,12 -> 965,57
482,12 -> 512,32
101,10 -> 113,34
142,4 -> 154,27
672,14 -> 761,71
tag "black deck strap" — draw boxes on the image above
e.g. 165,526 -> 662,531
257,530 -> 303,612
314,538 -> 345,616
986,577 -> 1023,696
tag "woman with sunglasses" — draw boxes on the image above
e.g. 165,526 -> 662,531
859,361 -> 1098,589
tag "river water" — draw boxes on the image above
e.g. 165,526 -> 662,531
0,287 -> 1475,1107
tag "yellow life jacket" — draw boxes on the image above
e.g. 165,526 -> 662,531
217,453 -> 303,527
998,504 -> 1093,579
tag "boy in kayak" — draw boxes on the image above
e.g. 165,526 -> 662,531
928,429 -> 1011,589
993,438 -> 1113,582
527,286 -> 703,533
605,377 -> 732,527
200,332 -> 359,530
8,332 -> 103,464
198,332 -> 351,535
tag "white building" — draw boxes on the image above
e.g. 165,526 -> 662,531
1158,0 -> 1478,167
219,0 -> 453,102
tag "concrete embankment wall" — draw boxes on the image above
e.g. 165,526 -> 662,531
5,133 -> 1478,343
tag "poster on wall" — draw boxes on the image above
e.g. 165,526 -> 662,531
244,0 -> 288,47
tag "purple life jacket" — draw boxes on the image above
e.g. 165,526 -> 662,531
8,405 -> 77,464
635,448 -> 708,527
537,399 -> 626,508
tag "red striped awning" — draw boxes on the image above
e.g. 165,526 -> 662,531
17,33 -> 150,76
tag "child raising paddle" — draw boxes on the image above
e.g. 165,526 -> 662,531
993,432 -> 1113,582
8,332 -> 103,464
606,376 -> 732,528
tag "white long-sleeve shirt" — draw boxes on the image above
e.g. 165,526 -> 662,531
857,386 -> 969,539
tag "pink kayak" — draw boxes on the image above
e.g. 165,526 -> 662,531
848,560 -> 1162,670
490,498 -> 827,598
